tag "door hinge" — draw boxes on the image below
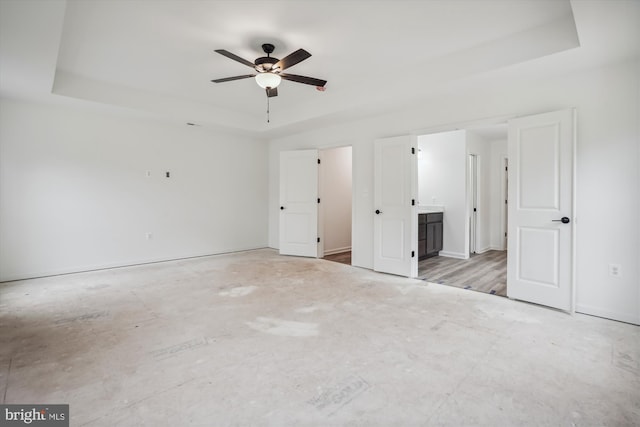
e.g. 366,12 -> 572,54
317,158 -> 321,164
505,166 -> 508,171
317,237 -> 320,243
505,232 -> 507,237
411,147 -> 415,155
412,199 -> 415,206
318,198 -> 320,203
411,251 -> 415,258
474,207 -> 477,212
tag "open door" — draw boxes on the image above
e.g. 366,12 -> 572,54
373,135 -> 418,277
279,149 -> 318,257
507,109 -> 575,311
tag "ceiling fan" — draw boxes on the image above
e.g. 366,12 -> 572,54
211,43 -> 327,98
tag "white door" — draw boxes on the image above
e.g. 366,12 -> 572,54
507,109 -> 575,311
373,135 -> 418,277
279,149 -> 318,257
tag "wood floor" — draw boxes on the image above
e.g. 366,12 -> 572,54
419,250 -> 507,297
323,251 -> 351,265
324,250 -> 507,298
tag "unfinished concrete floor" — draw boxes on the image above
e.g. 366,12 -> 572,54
1,249 -> 639,426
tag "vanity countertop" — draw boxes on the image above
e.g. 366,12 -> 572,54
418,205 -> 444,214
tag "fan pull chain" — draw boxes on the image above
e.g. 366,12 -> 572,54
266,95 -> 270,123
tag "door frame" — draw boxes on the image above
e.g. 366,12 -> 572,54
318,145 -> 354,261
468,153 -> 478,255
502,157 -> 509,250
277,144 -> 354,261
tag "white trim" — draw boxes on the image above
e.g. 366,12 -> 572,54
576,304 -> 640,326
323,246 -> 352,256
438,251 -> 469,259
413,114 -> 514,137
571,108 -> 577,315
318,150 -> 325,259
0,246 -> 269,283
501,156 -> 509,251
411,137 -> 419,278
475,246 -> 493,254
468,153 -> 478,255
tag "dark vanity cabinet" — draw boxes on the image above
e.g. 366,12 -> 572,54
418,212 -> 443,260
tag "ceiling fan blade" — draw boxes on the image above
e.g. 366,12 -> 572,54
281,73 -> 327,87
211,74 -> 256,83
266,87 -> 278,98
274,49 -> 311,71
214,49 -> 255,68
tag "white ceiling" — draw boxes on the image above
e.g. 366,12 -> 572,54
1,0 -> 639,138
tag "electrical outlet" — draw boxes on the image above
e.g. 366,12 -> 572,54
608,263 -> 621,278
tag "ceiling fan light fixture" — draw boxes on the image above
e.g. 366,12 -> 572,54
255,72 -> 281,89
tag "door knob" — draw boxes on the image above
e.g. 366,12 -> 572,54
552,217 -> 570,224
280,206 -> 285,210
375,209 -> 382,215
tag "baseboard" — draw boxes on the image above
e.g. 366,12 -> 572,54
0,246 -> 270,283
475,246 -> 492,254
575,304 -> 640,326
323,246 -> 352,256
437,251 -> 469,260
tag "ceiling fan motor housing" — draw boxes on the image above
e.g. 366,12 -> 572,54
255,56 -> 279,72
255,43 -> 279,72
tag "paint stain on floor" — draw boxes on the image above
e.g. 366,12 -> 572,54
246,317 -> 319,337
218,285 -> 257,297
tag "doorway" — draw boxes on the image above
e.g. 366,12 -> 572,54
319,146 -> 353,265
417,126 -> 508,296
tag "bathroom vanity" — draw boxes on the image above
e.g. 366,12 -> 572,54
418,209 -> 443,260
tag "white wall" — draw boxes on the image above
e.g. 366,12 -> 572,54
417,130 -> 467,258
466,131 -> 493,254
319,146 -> 352,255
268,58 -> 640,325
0,99 -> 269,281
